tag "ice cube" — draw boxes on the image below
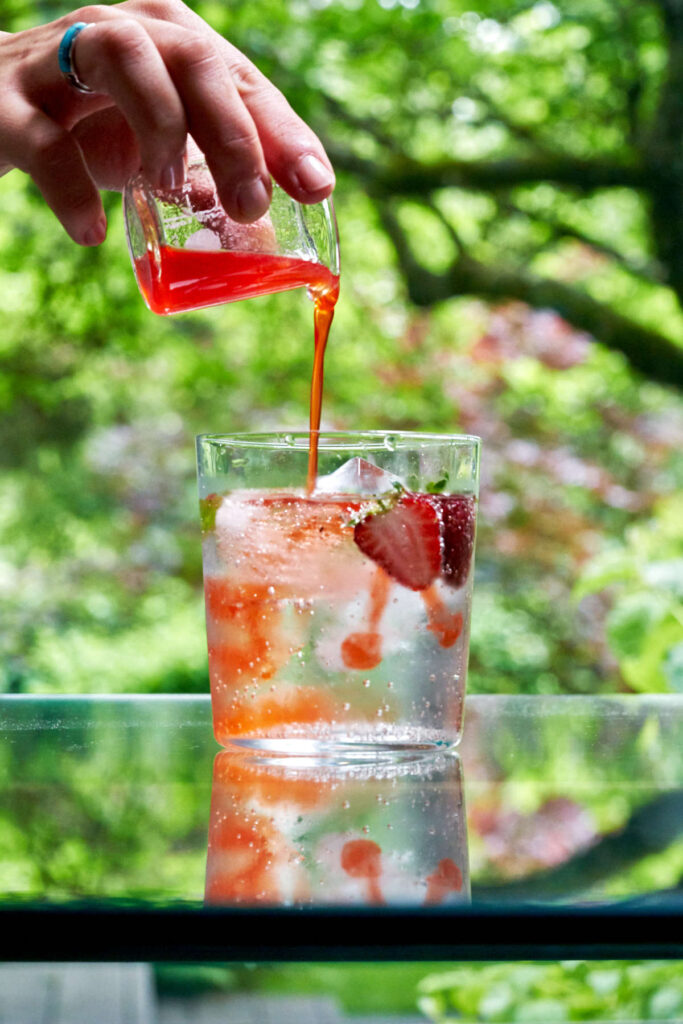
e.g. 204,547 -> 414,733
185,227 -> 222,251
315,457 -> 402,497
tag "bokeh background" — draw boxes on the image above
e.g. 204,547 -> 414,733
2,0 -> 681,700
1,2 -> 683,1016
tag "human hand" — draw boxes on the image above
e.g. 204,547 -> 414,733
0,1 -> 335,245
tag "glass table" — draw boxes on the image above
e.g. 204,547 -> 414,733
1,694 -> 681,962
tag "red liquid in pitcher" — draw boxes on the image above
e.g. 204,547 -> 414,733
135,245 -> 338,488
135,245 -> 338,317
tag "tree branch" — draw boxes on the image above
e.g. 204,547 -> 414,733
379,201 -> 683,389
642,0 -> 683,299
466,82 -> 555,154
316,93 -> 407,156
326,144 -> 649,196
498,199 -> 664,284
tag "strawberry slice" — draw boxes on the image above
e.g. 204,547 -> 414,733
428,494 -> 476,589
353,494 -> 441,590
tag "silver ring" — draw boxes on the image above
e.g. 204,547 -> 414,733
58,21 -> 95,94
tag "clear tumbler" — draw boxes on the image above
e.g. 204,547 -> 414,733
197,430 -> 480,758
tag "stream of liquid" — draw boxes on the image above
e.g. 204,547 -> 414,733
134,245 -> 339,488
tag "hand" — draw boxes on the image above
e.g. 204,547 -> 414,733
0,0 -> 335,245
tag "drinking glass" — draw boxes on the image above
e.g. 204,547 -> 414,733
123,154 -> 340,315
197,431 -> 480,759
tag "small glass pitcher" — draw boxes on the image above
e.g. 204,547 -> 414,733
123,151 -> 340,316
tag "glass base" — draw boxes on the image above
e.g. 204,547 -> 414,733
220,735 -> 457,765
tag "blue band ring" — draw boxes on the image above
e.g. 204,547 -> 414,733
58,21 -> 95,94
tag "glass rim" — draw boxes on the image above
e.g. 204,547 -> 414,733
197,430 -> 481,452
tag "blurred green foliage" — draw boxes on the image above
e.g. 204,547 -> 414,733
0,0 -> 682,697
575,494 -> 683,693
153,960 -> 683,1017
1,12 -> 682,1019
418,961 -> 683,1023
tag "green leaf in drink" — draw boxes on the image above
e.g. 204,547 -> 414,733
199,493 -> 223,534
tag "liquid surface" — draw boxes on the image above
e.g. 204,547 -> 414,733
135,245 -> 339,316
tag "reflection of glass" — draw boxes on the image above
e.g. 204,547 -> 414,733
197,432 -> 480,757
123,155 -> 339,316
204,750 -> 469,907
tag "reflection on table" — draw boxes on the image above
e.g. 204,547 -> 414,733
0,695 -> 681,913
205,751 -> 469,907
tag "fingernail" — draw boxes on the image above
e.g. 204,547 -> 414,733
236,176 -> 271,221
160,156 -> 186,191
296,153 -> 335,193
83,215 -> 106,246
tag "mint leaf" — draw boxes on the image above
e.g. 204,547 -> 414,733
199,493 -> 222,533
427,475 -> 449,494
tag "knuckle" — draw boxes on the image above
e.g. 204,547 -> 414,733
216,128 -> 262,166
74,4 -> 111,22
171,33 -> 222,76
95,18 -> 152,65
130,0 -> 185,17
229,60 -> 267,98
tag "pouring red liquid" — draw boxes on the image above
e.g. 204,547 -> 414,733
134,245 -> 339,491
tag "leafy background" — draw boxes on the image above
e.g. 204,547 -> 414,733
1,0 -> 683,1017
2,0 -> 682,701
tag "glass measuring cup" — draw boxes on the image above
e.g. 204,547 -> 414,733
123,152 -> 340,316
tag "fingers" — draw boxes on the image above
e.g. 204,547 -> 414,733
74,15 -> 272,222
125,2 -> 335,207
1,102 -> 105,244
72,18 -> 188,190
154,23 -> 272,222
125,1 -> 335,203
2,0 -> 336,247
